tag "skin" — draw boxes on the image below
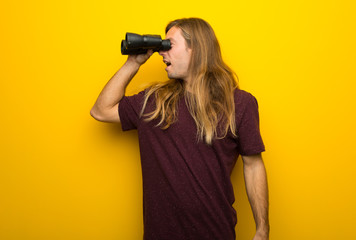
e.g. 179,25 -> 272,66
90,25 -> 269,240
90,26 -> 190,122
90,50 -> 152,123
242,154 -> 270,240
158,27 -> 192,82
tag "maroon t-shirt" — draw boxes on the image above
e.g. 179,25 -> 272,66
119,88 -> 265,240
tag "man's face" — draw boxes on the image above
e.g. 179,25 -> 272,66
159,26 -> 192,82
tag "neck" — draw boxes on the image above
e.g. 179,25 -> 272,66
182,76 -> 194,93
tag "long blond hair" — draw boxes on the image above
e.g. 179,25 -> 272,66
141,18 -> 238,144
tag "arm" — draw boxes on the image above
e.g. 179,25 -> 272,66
242,153 -> 270,240
90,51 -> 153,123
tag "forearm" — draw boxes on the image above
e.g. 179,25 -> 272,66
243,155 -> 270,238
91,51 -> 153,122
91,60 -> 140,114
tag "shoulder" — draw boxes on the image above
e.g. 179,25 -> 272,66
234,88 -> 259,109
127,89 -> 147,98
233,88 -> 261,125
122,89 -> 149,102
120,89 -> 149,112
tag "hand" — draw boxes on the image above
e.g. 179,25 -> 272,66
126,49 -> 154,66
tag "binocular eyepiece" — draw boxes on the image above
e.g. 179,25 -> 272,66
121,33 -> 171,55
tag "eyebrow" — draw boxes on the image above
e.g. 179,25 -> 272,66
167,38 -> 175,43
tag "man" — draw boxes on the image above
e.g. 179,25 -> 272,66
91,18 -> 269,240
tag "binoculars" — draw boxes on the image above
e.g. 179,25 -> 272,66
121,33 -> 171,55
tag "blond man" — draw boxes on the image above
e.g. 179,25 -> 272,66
91,18 -> 269,240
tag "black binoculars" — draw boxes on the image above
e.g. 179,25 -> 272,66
121,33 -> 171,55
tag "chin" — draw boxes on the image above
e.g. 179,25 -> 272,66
168,73 -> 182,80
168,74 -> 177,79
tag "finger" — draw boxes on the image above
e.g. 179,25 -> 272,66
146,49 -> 154,56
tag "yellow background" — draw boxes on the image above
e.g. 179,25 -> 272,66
1,0 -> 355,239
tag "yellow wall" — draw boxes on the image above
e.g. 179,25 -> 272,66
1,0 -> 355,239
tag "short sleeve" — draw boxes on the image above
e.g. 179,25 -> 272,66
118,90 -> 146,131
235,91 -> 265,156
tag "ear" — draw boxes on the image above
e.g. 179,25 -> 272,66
187,47 -> 192,54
